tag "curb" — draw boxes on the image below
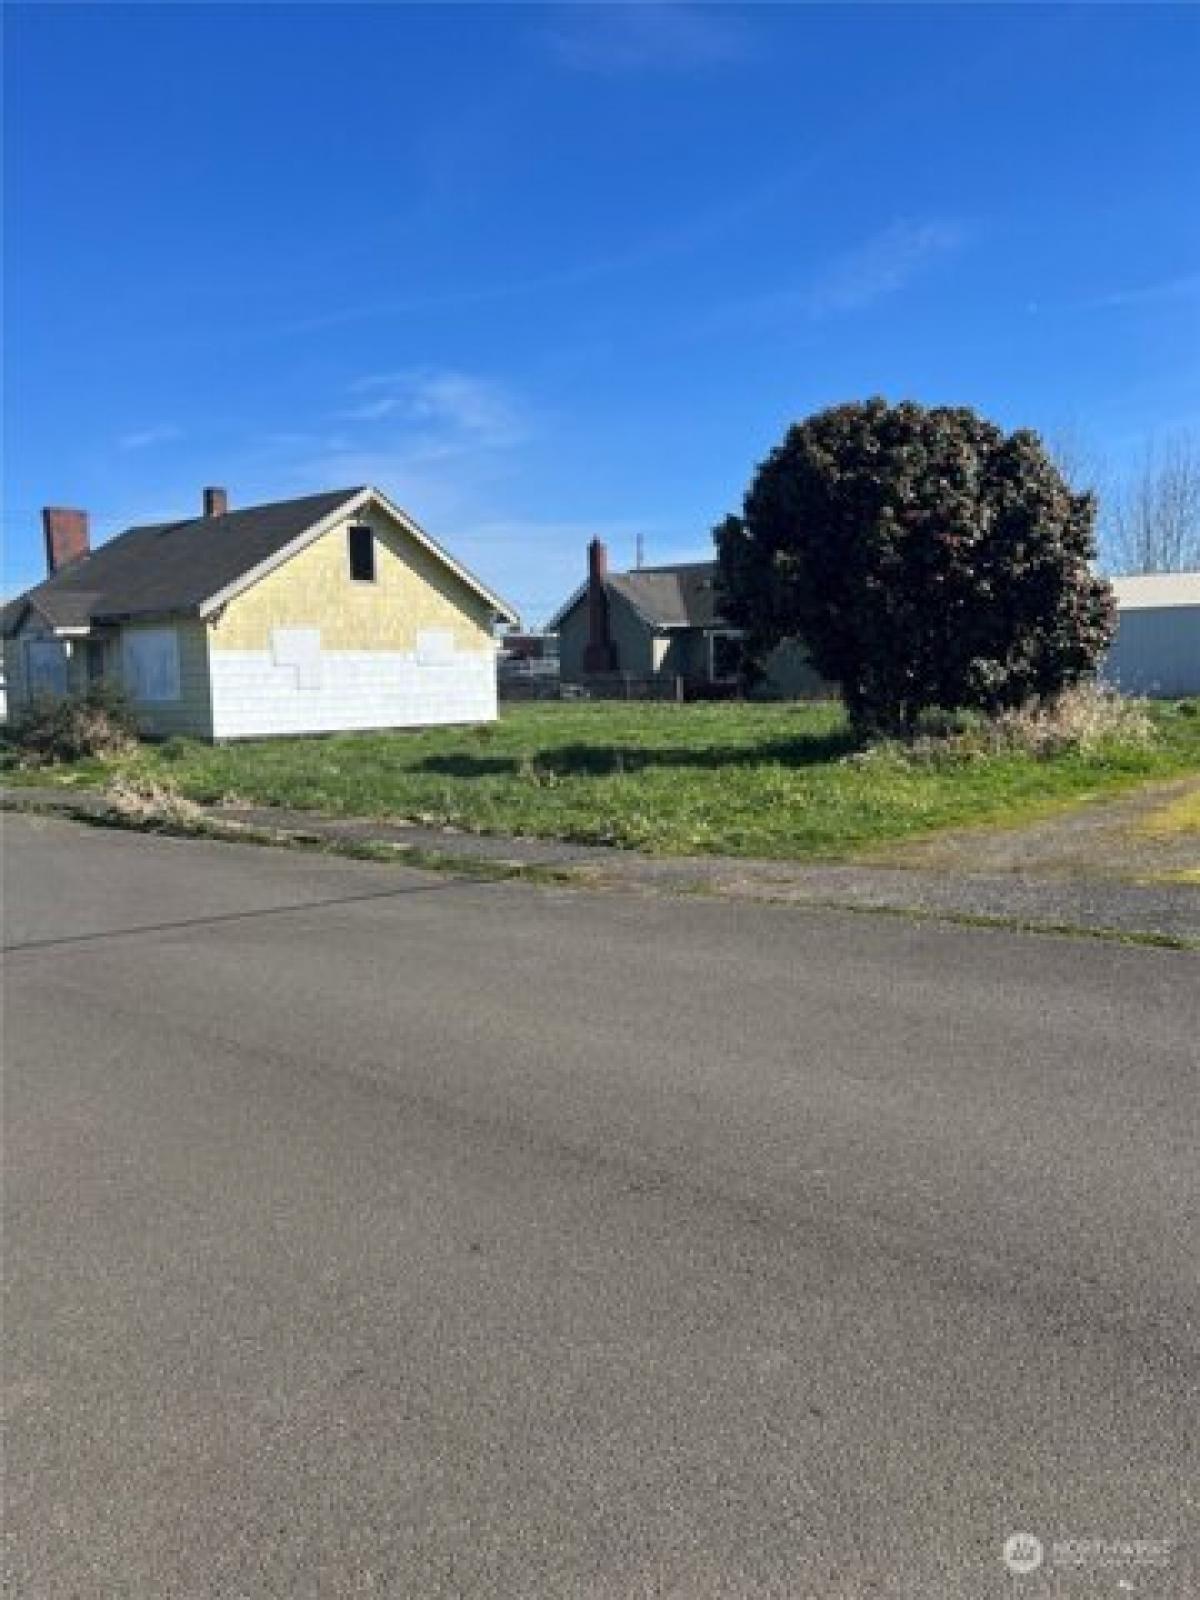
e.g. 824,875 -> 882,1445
4,785 -> 1197,951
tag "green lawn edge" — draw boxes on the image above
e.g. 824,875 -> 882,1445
5,698 -> 1199,863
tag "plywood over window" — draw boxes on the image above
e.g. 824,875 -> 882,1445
122,628 -> 181,702
26,639 -> 68,697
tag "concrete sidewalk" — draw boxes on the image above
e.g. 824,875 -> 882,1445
3,782 -> 1198,943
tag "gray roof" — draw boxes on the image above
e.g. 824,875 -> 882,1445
3,489 -> 366,636
550,560 -> 728,633
608,562 -> 728,629
1109,571 -> 1200,610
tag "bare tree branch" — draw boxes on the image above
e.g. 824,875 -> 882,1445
1045,423 -> 1106,498
1110,433 -> 1200,574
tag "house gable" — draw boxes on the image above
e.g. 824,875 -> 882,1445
209,498 -> 501,654
556,583 -> 665,680
199,489 -> 516,632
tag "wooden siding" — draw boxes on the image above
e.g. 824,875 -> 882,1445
1,618 -> 213,736
557,588 -> 659,681
210,504 -> 495,655
204,504 -> 499,737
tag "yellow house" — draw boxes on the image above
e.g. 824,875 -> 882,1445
1,486 -> 519,739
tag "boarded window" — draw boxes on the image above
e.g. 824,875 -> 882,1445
348,524 -> 376,582
416,629 -> 455,665
122,629 -> 181,702
271,627 -> 323,690
26,639 -> 68,698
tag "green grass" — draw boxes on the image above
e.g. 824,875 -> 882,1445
6,699 -> 1200,860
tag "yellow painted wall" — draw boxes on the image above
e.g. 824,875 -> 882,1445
211,504 -> 495,653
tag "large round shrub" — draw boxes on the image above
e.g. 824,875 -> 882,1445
716,398 -> 1116,731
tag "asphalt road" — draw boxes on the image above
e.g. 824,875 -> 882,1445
3,813 -> 1197,1599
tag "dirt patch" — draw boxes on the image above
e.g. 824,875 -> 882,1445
864,775 -> 1200,883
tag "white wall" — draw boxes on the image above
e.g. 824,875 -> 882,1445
208,636 -> 498,739
1102,606 -> 1200,697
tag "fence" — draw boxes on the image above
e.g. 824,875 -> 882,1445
500,673 -> 748,703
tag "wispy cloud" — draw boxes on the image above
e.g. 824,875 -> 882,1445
118,423 -> 181,451
691,218 -> 969,339
806,220 -> 967,316
447,516 -> 673,626
337,369 -> 531,455
543,3 -> 754,74
228,371 -> 535,540
1083,271 -> 1200,312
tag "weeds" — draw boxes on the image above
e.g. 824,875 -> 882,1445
848,684 -> 1156,769
103,774 -> 208,830
1,685 -> 138,767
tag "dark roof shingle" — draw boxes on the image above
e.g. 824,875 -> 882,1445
4,488 -> 363,636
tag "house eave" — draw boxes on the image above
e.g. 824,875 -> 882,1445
544,582 -> 587,633
370,488 -> 521,625
91,607 -> 199,629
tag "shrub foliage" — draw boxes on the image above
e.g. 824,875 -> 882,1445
716,398 -> 1117,731
3,683 -> 138,766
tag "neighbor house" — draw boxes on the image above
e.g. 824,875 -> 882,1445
550,543 -> 1200,703
1102,572 -> 1200,697
548,540 -> 827,697
1,486 -> 519,739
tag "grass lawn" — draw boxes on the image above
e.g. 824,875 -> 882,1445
8,698 -> 1200,860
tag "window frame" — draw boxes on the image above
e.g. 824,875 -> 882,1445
85,639 -> 107,684
347,523 -> 377,583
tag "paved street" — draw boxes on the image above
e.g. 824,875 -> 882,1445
3,813 -> 1197,1598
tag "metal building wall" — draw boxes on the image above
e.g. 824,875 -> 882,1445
1102,606 -> 1200,697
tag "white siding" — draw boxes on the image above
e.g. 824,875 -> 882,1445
1102,606 -> 1200,697
208,641 -> 497,739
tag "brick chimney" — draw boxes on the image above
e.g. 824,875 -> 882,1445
202,486 -> 228,518
42,507 -> 90,574
583,537 -> 616,672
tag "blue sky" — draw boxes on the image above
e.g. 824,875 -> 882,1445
5,3 -> 1198,622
